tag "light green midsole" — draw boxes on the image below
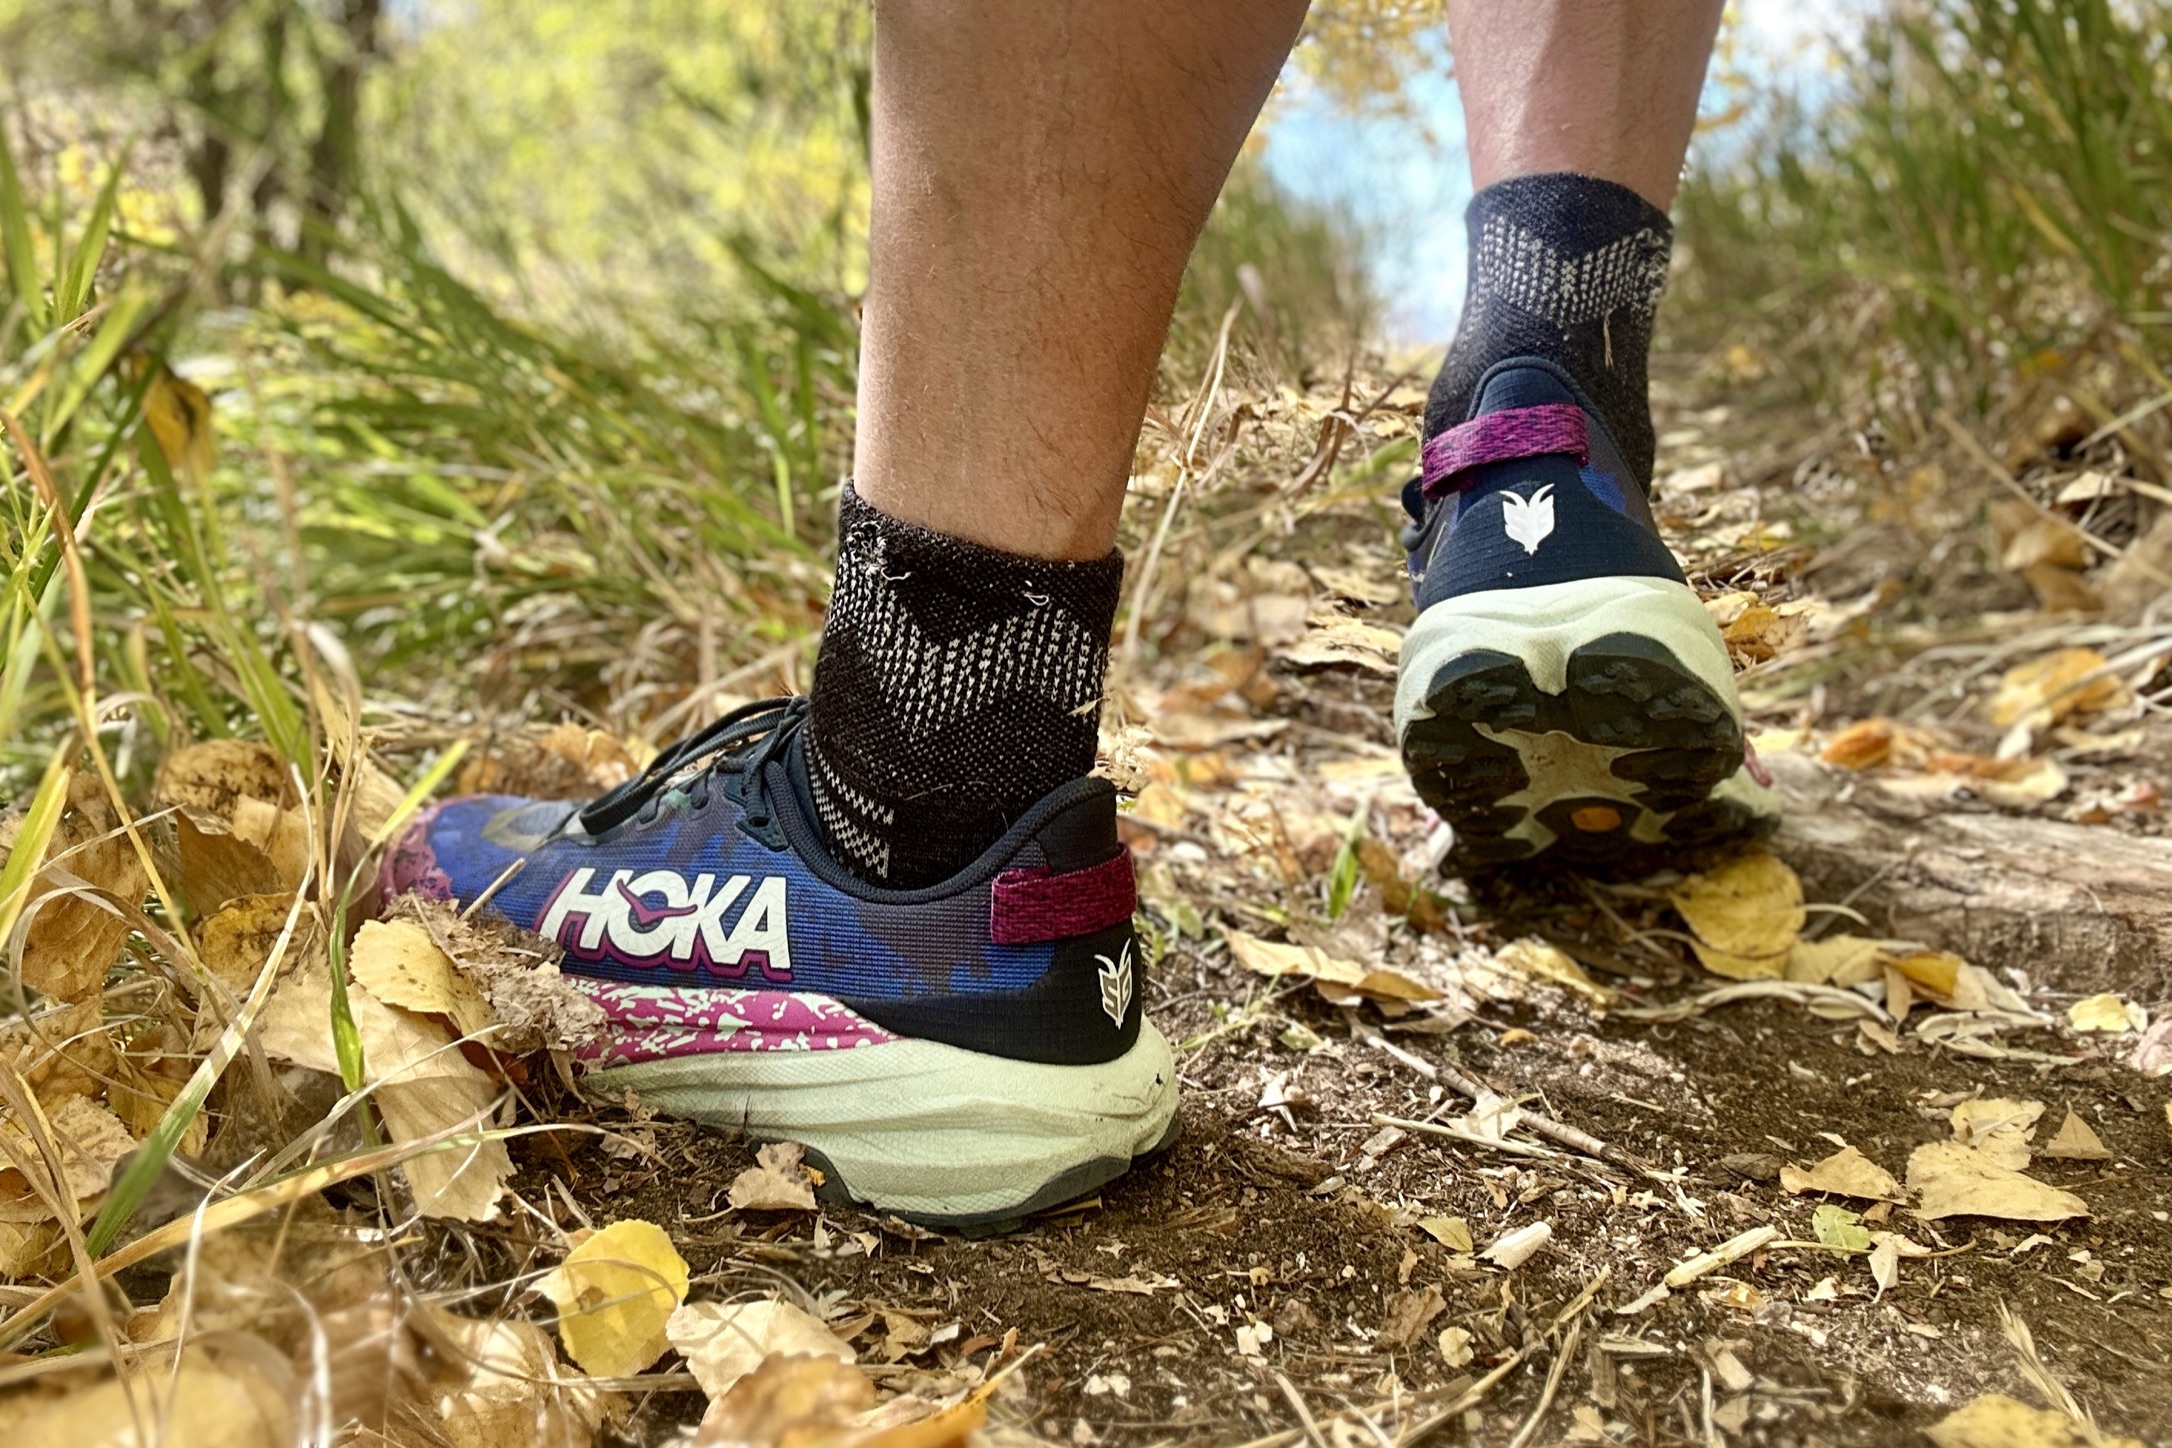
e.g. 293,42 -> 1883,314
587,1020 -> 1178,1220
1396,574 -> 1741,732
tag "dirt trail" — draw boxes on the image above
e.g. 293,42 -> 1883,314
552,368 -> 2172,1447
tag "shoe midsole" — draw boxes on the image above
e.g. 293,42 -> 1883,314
1395,575 -> 1739,734
584,1019 -> 1179,1221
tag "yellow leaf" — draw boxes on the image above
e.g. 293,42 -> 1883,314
144,365 -> 216,484
1889,950 -> 1962,998
0,1094 -> 137,1222
433,1313 -> 611,1448
12,775 -> 149,1001
1494,938 -> 1613,1007
538,1219 -> 690,1379
1224,930 -> 1440,1004
348,918 -> 495,1039
196,892 -> 323,991
1784,935 -> 1883,986
2067,992 -> 2144,1033
1668,853 -> 1803,980
1986,648 -> 2131,730
1927,1394 -> 2141,1448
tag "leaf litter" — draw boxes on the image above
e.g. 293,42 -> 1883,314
5,368 -> 2170,1447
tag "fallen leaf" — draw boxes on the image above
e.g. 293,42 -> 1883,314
667,1298 -> 857,1400
537,1219 -> 691,1379
348,918 -> 496,1039
1668,853 -> 1804,979
1495,938 -> 1614,1007
196,893 -> 324,992
457,722 -> 645,801
1480,1221 -> 1551,1270
1779,1145 -> 1904,1202
1821,717 -> 1924,770
2067,993 -> 2145,1034
434,1313 -> 611,1448
1437,1325 -> 1474,1368
1415,1216 -> 1472,1252
256,968 -> 513,1221
1785,936 -> 1885,987
1926,1393 -> 2142,1448
0,1095 -> 137,1222
1950,1098 -> 2044,1170
1907,1141 -> 2087,1222
1811,1204 -> 1871,1251
1868,1237 -> 1900,1295
1986,648 -> 2131,730
1378,1284 -> 1446,1346
2039,1111 -> 2111,1162
690,1352 -> 875,1447
1718,602 -> 1807,663
3,1345 -> 291,1448
729,1141 -> 820,1212
1277,615 -> 1403,675
11,774 -> 150,1001
1225,930 -> 1441,1005
1889,950 -> 1962,998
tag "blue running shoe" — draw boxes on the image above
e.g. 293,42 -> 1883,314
1398,358 -> 1778,873
381,697 -> 1177,1228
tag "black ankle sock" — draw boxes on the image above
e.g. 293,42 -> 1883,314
1424,173 -> 1674,488
806,485 -> 1123,888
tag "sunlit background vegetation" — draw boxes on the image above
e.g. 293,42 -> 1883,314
6,0 -> 2172,792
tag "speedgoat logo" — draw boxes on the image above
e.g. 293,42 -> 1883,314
537,869 -> 792,980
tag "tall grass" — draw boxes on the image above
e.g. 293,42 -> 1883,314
1673,0 -> 2172,435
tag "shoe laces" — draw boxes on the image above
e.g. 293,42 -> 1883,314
574,696 -> 806,840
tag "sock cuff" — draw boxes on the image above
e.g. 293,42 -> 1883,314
832,483 -> 1125,631
1463,173 -> 1675,334
1465,172 -> 1673,242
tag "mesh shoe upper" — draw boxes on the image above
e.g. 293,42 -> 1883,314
382,699 -> 1143,1066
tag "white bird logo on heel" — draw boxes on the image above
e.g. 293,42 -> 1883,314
1500,484 -> 1556,556
1096,942 -> 1134,1029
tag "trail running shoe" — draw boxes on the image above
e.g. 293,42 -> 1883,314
1398,358 -> 1778,873
381,697 -> 1176,1230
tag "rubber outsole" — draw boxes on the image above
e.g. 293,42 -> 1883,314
1397,577 -> 1778,874
584,1018 -> 1180,1230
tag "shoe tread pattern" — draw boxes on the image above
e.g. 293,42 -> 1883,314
1403,632 -> 1771,873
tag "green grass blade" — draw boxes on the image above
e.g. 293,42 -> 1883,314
0,120 -> 45,332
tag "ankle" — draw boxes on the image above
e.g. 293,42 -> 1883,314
806,485 -> 1123,888
1424,172 -> 1673,488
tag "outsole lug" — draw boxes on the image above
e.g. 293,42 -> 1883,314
1402,631 -> 1765,875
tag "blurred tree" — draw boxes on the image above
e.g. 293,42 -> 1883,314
1,0 -> 384,265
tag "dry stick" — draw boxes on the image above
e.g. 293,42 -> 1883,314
1939,409 -> 2172,591
1364,1036 -> 1654,1175
1274,1371 -> 1332,1448
1506,1316 -> 1586,1448
1391,1348 -> 1529,1446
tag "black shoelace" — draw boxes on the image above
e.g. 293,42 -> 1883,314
575,696 -> 806,843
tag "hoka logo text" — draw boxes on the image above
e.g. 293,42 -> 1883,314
537,869 -> 792,980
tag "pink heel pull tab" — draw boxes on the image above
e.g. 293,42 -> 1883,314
1421,404 -> 1590,499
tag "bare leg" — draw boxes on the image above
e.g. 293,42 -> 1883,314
1448,0 -> 1725,207
852,0 -> 1309,562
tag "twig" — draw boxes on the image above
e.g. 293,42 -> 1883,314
1274,1372 -> 1331,1448
1506,1316 -> 1586,1448
1393,1348 -> 1528,1445
1939,410 -> 2172,590
1371,1113 -> 1565,1160
1429,1056 -> 1654,1174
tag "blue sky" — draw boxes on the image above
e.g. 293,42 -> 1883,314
1258,1 -> 1879,345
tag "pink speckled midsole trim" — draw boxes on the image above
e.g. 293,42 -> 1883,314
572,981 -> 898,1066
